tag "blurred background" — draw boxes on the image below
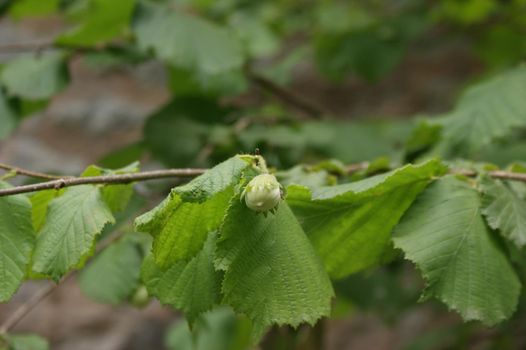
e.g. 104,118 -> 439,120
0,0 -> 525,349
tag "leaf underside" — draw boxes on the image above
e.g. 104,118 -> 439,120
393,176 -> 521,326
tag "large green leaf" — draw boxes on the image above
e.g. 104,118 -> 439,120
442,66 -> 526,154
141,231 -> 222,324
151,188 -> 232,268
32,185 -> 115,280
215,201 -> 333,340
393,176 -> 521,325
0,52 -> 69,100
0,90 -> 18,139
79,234 -> 149,305
309,159 -> 445,200
56,0 -> 136,46
481,176 -> 526,249
287,160 -> 446,278
135,155 -> 254,267
0,182 -> 35,302
133,3 -> 244,75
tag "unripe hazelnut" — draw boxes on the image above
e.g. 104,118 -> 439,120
241,174 -> 283,213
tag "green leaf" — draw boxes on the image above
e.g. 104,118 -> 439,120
228,13 -> 278,57
9,0 -> 59,19
165,307 -> 252,350
32,185 -> 115,280
56,0 -> 136,46
168,66 -> 247,97
311,159 -> 445,200
0,89 -> 18,139
0,182 -> 35,302
215,201 -> 333,340
141,231 -> 222,324
314,14 -> 424,82
79,234 -> 148,304
151,188 -> 232,268
30,190 -> 60,232
404,119 -> 443,161
81,162 -> 139,212
172,155 -> 255,202
4,334 -> 49,350
393,176 -> 521,325
97,141 -> 144,169
143,97 -> 233,167
133,2 -> 244,75
287,160 -> 446,278
481,176 -> 526,249
442,66 -> 526,154
276,165 -> 336,189
0,52 -> 69,100
135,155 -> 254,266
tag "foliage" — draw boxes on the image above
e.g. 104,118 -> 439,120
1,0 -> 526,348
0,183 -> 35,302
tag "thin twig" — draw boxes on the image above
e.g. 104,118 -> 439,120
246,71 -> 327,120
0,163 -> 67,180
346,162 -> 369,173
1,163 -> 526,198
0,230 -> 127,334
0,168 -> 206,197
488,170 -> 526,182
0,42 -> 56,55
452,169 -> 526,182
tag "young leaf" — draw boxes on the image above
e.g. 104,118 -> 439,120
0,52 -> 69,100
0,182 -> 35,302
133,2 -> 244,75
30,190 -> 60,232
287,160 -> 446,278
215,201 -> 334,340
481,176 -> 526,249
81,162 -> 139,213
393,176 -> 521,325
79,234 -> 149,305
442,66 -> 526,154
135,155 -> 254,267
141,231 -> 222,324
32,185 -> 115,280
56,0 -> 136,46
